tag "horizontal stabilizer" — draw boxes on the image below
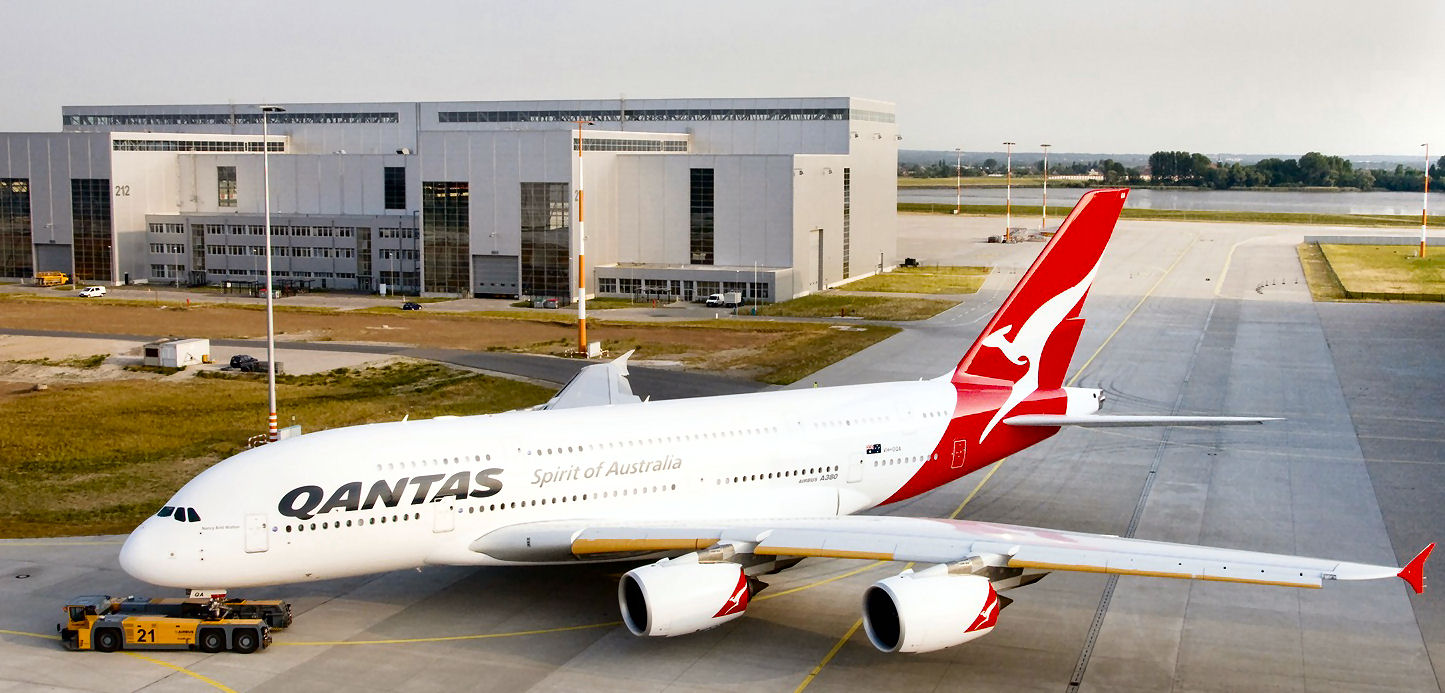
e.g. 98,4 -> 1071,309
1004,414 -> 1282,428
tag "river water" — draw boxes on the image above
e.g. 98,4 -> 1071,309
899,187 -> 1438,216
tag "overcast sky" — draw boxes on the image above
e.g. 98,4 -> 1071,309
4,0 -> 1440,157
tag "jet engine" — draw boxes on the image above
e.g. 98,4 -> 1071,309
619,555 -> 751,637
862,568 -> 1000,653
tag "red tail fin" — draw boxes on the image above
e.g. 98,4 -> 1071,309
954,188 -> 1128,387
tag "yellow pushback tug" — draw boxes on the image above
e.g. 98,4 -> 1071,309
59,595 -> 291,654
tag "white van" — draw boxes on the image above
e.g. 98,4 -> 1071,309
78,286 -> 107,297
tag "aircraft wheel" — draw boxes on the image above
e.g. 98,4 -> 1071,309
198,628 -> 225,653
94,628 -> 122,652
231,628 -> 259,654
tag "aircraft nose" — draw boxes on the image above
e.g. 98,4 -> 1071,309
119,521 -> 174,586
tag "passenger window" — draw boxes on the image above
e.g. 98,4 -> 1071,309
157,506 -> 175,518
186,508 -> 200,523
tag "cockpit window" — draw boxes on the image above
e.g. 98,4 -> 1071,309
186,508 -> 200,523
157,506 -> 175,518
173,509 -> 187,523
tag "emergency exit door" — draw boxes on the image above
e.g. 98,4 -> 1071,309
244,514 -> 269,553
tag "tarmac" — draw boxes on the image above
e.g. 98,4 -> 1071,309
1,214 -> 1442,692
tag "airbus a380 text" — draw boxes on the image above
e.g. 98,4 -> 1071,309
121,189 -> 1433,654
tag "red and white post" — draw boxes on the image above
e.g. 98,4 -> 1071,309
575,119 -> 591,354
1422,142 -> 1430,259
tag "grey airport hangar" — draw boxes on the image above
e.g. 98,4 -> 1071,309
0,98 -> 898,303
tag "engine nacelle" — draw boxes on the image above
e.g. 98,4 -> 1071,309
862,568 -> 1000,653
619,555 -> 750,637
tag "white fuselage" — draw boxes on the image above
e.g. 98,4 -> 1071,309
120,379 -> 959,588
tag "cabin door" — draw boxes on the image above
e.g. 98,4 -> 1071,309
433,502 -> 455,533
244,514 -> 269,553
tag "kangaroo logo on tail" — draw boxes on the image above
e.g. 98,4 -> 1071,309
978,264 -> 1099,441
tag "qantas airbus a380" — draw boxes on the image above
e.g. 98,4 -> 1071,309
119,189 -> 1433,654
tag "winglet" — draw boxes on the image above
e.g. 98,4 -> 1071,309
1399,543 -> 1435,594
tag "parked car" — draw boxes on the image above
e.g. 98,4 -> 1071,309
542,297 -> 559,309
401,302 -> 422,311
229,354 -> 258,369
78,286 -> 107,298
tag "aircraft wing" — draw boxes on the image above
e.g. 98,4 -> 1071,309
470,515 -> 1433,593
1004,414 -> 1282,427
538,350 -> 643,409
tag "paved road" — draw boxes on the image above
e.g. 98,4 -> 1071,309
1,215 -> 1440,692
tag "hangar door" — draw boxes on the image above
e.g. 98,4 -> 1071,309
473,255 -> 519,298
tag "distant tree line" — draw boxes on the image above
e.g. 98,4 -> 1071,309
900,151 -> 1443,192
1147,150 -> 1443,191
899,158 -> 1143,184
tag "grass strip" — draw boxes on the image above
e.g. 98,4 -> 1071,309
10,354 -> 108,369
1296,243 -> 1347,301
0,362 -> 556,538
1316,244 -> 1445,300
837,266 -> 989,294
758,294 -> 957,321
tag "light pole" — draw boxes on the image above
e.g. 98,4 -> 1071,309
1003,142 -> 1015,241
574,119 -> 594,355
410,208 -> 419,299
1040,143 -> 1051,234
1422,142 -> 1430,259
953,147 -> 963,214
261,105 -> 284,442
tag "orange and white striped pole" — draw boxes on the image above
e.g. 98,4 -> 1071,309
574,119 -> 592,354
261,105 -> 285,443
1422,142 -> 1430,259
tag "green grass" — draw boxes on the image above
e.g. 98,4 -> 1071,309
746,325 -> 900,385
757,294 -> 957,321
837,266 -> 990,294
901,202 -> 1444,228
1296,243 -> 1348,301
10,354 -> 109,369
0,361 -> 555,538
1315,244 -> 1445,300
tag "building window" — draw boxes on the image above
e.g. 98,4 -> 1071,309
436,107 -> 892,124
0,179 -> 33,279
78,112 -> 398,127
422,181 -> 469,294
217,166 -> 237,207
598,278 -> 617,293
71,179 -> 112,281
520,182 -> 570,300
842,167 -> 851,278
384,167 -> 406,210
690,168 -> 714,265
